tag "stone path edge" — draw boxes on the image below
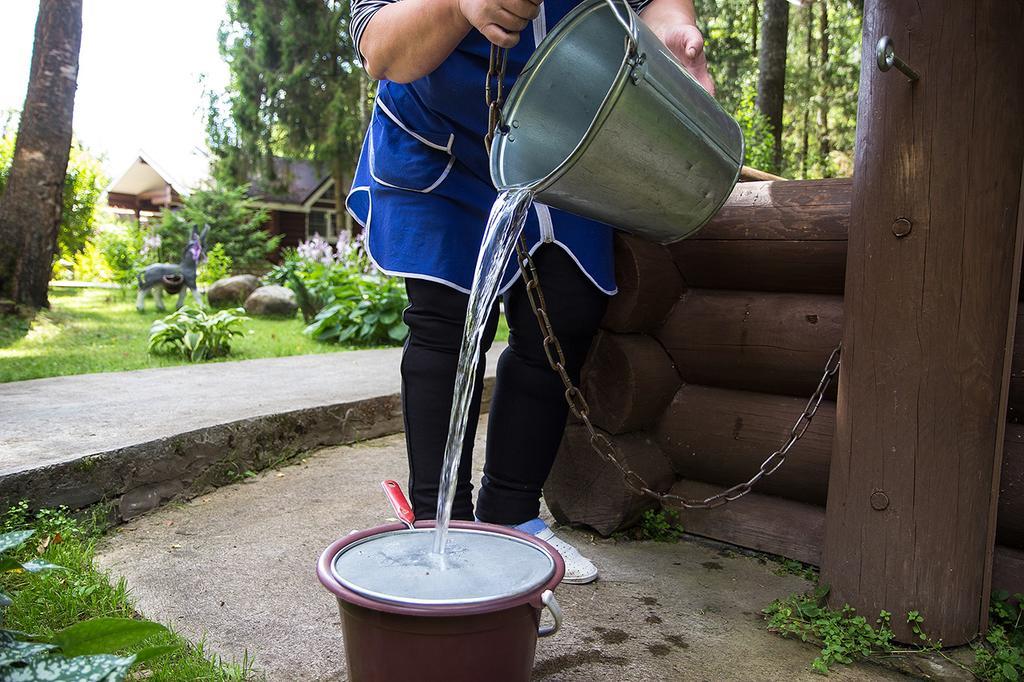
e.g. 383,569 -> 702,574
0,379 -> 494,522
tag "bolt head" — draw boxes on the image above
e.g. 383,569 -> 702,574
892,218 -> 912,238
870,490 -> 890,511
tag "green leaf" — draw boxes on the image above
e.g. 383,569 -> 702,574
0,530 -> 34,554
49,618 -> 168,657
1003,662 -> 1019,681
131,644 -> 179,665
387,323 -> 408,341
0,640 -> 59,665
2,653 -> 136,682
20,558 -> 63,574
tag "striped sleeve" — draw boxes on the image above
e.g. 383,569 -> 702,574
351,0 -> 657,64
350,0 -> 392,62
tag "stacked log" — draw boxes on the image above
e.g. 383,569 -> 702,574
580,331 -> 681,434
657,290 -> 842,398
601,234 -> 683,333
544,176 -> 1024,596
668,179 -> 851,294
545,178 -> 850,534
654,385 -> 834,506
545,425 -> 674,536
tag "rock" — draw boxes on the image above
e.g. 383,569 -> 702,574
244,285 -> 298,317
206,275 -> 260,307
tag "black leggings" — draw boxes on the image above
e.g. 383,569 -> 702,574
401,245 -> 608,525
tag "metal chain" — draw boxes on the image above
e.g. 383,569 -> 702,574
484,44 -> 509,154
483,44 -> 842,510
516,240 -> 843,509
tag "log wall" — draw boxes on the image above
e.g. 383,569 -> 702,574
543,177 -> 1024,602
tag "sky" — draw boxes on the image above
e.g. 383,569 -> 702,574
0,1 -> 230,189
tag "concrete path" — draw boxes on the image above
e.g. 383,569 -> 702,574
0,347 -> 502,518
97,417 -> 905,682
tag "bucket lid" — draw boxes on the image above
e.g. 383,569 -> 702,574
330,528 -> 556,606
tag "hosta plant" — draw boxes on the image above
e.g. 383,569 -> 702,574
147,307 -> 248,362
304,270 -> 408,345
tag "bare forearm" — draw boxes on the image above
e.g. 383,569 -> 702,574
360,0 -> 471,83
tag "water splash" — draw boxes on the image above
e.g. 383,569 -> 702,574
432,188 -> 535,555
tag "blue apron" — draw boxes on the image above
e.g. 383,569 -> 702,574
346,0 -> 617,295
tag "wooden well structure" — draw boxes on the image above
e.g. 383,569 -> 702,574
546,0 -> 1024,645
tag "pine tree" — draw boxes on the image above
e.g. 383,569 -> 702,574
209,0 -> 369,235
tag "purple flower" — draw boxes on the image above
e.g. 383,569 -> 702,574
140,234 -> 162,256
297,233 -> 335,265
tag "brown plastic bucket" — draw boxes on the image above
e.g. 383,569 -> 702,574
317,520 -> 565,682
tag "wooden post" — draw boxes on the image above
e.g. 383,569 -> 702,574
821,0 -> 1024,644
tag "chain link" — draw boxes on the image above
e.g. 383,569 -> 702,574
485,45 -> 509,154
483,44 -> 842,511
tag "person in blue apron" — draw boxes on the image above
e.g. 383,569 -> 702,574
349,0 -> 714,583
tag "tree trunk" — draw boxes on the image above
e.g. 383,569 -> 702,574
0,0 -> 82,308
756,0 -> 790,173
800,4 -> 813,177
332,160 -> 352,238
751,0 -> 759,55
818,0 -> 831,163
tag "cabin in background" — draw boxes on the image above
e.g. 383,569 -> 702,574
104,152 -> 346,255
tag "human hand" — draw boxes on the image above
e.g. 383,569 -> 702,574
652,22 -> 715,96
458,0 -> 542,48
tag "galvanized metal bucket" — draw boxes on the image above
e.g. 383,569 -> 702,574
490,0 -> 744,244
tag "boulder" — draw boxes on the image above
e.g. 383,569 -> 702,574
206,275 -> 260,307
244,285 -> 298,318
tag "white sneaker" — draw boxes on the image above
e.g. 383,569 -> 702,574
517,519 -> 598,585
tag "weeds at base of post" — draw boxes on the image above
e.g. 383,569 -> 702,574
764,580 -> 1024,679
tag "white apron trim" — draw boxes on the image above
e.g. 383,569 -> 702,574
534,202 -> 555,243
345,186 -> 617,298
375,99 -> 455,153
367,104 -> 456,194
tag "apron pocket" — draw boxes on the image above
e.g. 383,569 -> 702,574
369,104 -> 455,193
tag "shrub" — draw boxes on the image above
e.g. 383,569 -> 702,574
67,222 -> 148,289
69,241 -> 112,283
147,307 -> 248,362
263,248 -> 304,288
303,269 -> 408,345
198,243 -> 233,287
96,225 -> 145,291
158,180 -> 279,271
265,234 -> 390,331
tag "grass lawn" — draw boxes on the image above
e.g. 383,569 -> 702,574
0,286 -> 512,383
1,503 -> 259,680
0,287 -> 355,383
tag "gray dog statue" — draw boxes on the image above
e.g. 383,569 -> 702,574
136,226 -> 207,312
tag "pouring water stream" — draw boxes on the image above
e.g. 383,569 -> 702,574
432,188 -> 536,556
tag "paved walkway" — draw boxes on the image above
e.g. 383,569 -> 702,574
0,347 -> 503,516
97,418 -> 905,682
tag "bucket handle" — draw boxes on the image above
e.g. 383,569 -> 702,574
603,0 -> 639,55
537,590 -> 563,637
